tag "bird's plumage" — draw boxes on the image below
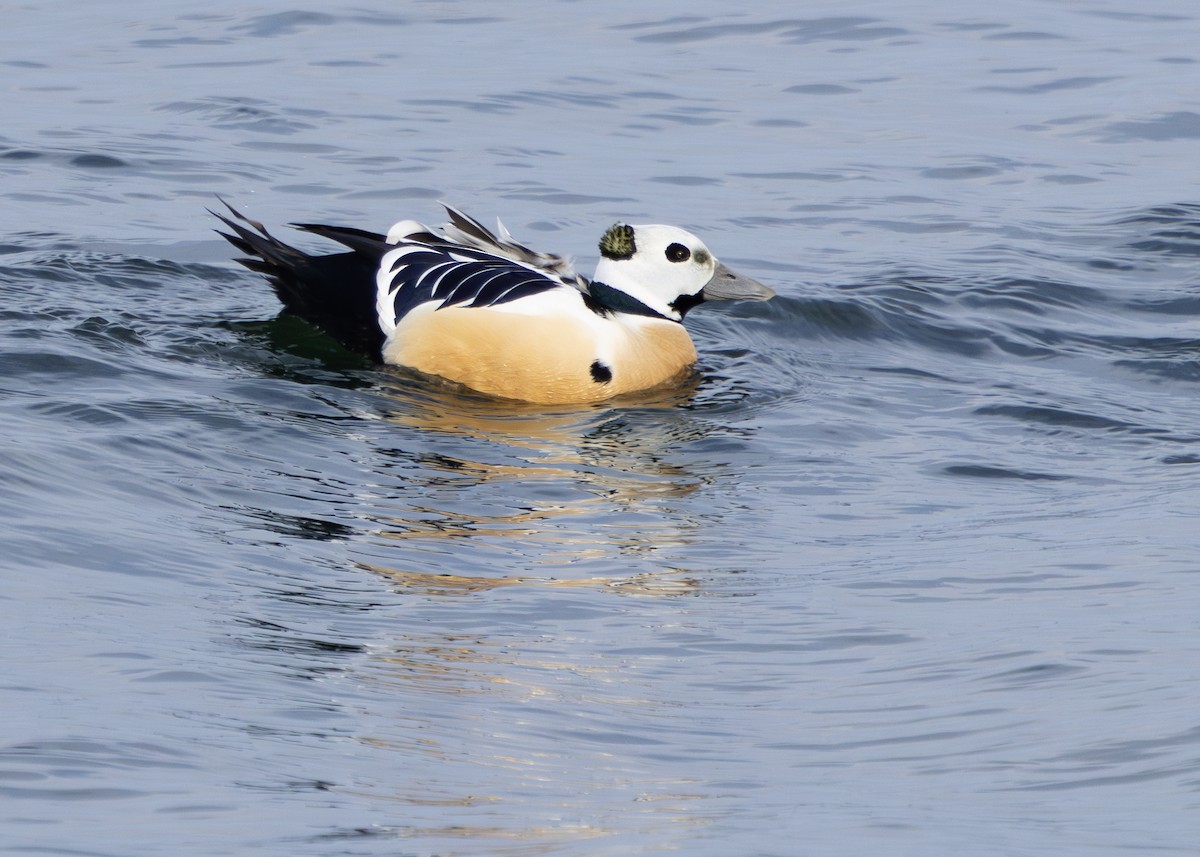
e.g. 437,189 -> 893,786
214,201 -> 774,403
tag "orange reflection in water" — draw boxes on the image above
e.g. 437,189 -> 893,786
355,374 -> 723,592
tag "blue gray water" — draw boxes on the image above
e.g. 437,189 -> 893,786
2,2 -> 1199,855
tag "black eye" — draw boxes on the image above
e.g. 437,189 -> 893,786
665,242 -> 691,263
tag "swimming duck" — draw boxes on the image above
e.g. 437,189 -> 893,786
214,202 -> 774,403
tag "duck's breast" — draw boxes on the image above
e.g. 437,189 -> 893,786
384,297 -> 697,403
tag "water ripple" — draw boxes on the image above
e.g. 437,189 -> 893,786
3,4 -> 1200,856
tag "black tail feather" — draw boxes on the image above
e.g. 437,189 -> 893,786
292,223 -> 395,257
212,200 -> 387,355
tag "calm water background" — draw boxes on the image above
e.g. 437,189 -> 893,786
2,1 -> 1199,855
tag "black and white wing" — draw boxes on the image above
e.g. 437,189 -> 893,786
389,205 -> 588,292
373,242 -> 569,335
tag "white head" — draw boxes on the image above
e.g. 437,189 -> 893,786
591,223 -> 774,321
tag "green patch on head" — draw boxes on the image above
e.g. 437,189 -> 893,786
599,223 -> 636,260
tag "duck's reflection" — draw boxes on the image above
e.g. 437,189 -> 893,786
230,306 -> 754,851
355,371 -> 724,594
332,627 -> 718,850
358,563 -> 699,596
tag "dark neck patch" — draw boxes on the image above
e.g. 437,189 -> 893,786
586,281 -> 674,320
669,290 -> 705,318
599,223 -> 636,260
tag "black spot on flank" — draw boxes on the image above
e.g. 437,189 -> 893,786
590,360 -> 613,384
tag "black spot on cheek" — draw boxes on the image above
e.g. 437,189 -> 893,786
589,360 -> 613,384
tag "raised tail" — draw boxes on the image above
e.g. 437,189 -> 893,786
212,199 -> 387,354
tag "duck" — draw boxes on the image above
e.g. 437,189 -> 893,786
213,201 -> 775,403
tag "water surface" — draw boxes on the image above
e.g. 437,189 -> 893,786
2,2 -> 1199,855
